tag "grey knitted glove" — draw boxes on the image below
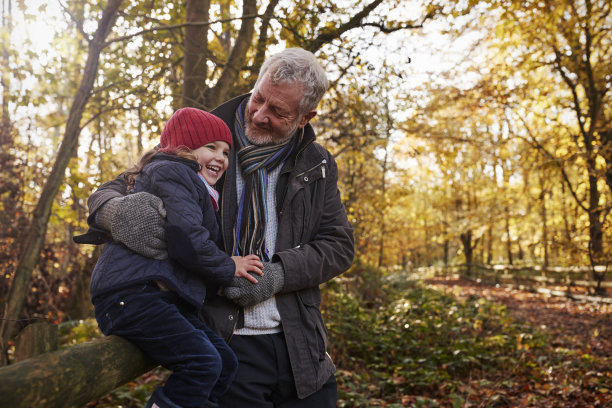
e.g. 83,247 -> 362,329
223,262 -> 285,307
95,192 -> 168,260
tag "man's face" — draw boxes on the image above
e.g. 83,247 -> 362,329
245,75 -> 315,146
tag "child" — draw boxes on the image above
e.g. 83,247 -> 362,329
89,107 -> 263,408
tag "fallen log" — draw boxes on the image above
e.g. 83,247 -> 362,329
13,322 -> 58,362
535,287 -> 612,304
0,335 -> 156,408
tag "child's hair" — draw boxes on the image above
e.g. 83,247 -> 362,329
122,147 -> 198,193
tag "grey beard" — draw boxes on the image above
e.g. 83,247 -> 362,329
245,124 -> 298,146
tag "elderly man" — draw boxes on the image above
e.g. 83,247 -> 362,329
79,48 -> 354,407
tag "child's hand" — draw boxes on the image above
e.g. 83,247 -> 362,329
231,254 -> 264,283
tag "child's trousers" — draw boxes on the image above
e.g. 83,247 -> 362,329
93,282 -> 237,408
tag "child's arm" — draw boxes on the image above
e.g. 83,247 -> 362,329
152,163 -> 236,286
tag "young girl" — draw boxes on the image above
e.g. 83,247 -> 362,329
89,107 -> 263,408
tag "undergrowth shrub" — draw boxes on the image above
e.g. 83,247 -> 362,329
323,264 -> 548,407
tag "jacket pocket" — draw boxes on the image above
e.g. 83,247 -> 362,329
201,295 -> 239,342
298,288 -> 327,362
93,292 -> 129,335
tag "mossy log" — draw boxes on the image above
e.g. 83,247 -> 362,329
14,322 -> 58,362
0,335 -> 156,408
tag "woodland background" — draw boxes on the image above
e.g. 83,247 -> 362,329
0,0 -> 610,407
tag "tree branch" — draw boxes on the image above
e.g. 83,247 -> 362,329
103,14 -> 262,47
58,0 -> 90,43
511,112 -> 589,213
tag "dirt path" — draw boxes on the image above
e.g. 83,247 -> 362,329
425,277 -> 612,358
424,276 -> 612,407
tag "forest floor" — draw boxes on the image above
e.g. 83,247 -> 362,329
422,276 -> 612,408
84,274 -> 612,408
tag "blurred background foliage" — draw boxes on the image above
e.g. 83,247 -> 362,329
0,0 -> 610,405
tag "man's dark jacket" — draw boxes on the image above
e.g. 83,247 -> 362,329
83,94 -> 355,399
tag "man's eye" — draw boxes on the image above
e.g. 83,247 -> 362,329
275,110 -> 289,118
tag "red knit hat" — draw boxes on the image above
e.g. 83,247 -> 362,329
160,107 -> 233,151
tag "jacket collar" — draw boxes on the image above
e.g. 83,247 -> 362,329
151,152 -> 199,172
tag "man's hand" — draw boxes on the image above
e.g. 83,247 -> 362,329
223,262 -> 285,307
95,192 -> 168,259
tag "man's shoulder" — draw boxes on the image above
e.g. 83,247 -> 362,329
299,122 -> 333,159
211,93 -> 250,124
303,140 -> 333,162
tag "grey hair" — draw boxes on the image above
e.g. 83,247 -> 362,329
254,48 -> 329,114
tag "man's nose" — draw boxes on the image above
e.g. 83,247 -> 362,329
252,105 -> 269,124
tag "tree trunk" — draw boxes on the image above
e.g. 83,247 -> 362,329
246,0 -> 280,89
486,225 -> 493,264
443,239 -> 449,266
588,170 -> 605,289
13,322 -> 57,363
377,111 -> 391,269
560,180 -> 573,261
504,206 -> 513,265
204,0 -> 257,109
0,0 -> 123,365
182,0 -> 211,109
1,0 -> 11,143
539,175 -> 549,268
601,129 -> 612,194
0,335 -> 155,408
460,230 -> 473,276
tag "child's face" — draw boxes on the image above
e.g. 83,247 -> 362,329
193,141 -> 230,186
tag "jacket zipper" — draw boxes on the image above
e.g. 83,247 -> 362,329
292,159 -> 328,248
295,159 -> 327,179
226,306 -> 241,343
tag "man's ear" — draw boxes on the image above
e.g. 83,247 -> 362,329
298,111 -> 317,128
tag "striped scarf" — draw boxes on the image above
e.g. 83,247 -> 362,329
233,99 -> 300,261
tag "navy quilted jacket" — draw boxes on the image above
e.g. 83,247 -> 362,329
89,154 -> 235,310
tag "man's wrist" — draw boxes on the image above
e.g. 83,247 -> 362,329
94,197 -> 121,232
266,262 -> 285,293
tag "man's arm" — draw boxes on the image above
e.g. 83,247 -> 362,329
73,175 -> 128,245
74,174 -> 169,259
86,175 -> 128,226
275,151 -> 354,293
